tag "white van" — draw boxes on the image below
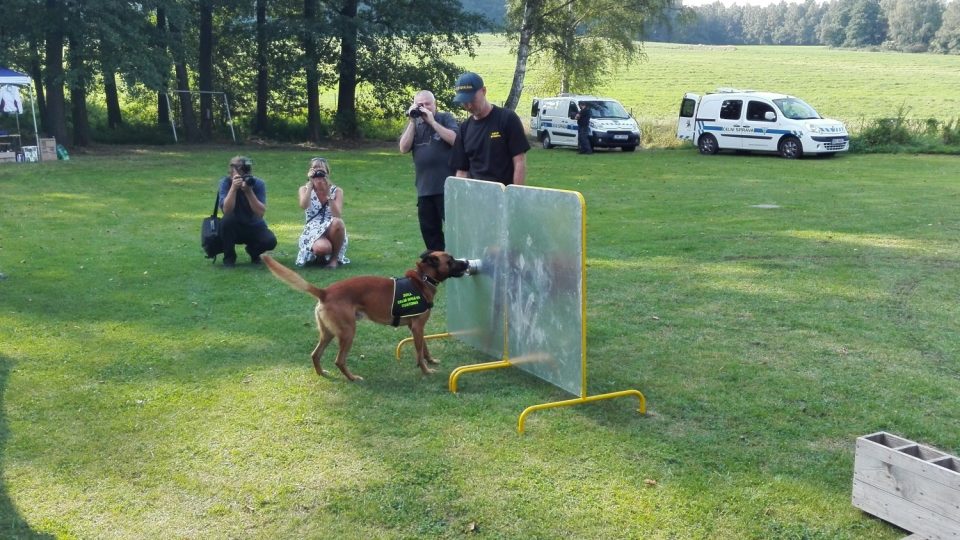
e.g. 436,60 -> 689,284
676,89 -> 849,158
530,95 -> 641,152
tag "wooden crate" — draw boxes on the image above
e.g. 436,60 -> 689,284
852,432 -> 960,539
39,137 -> 57,161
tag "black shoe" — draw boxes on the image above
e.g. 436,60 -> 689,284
250,255 -> 262,265
222,256 -> 236,268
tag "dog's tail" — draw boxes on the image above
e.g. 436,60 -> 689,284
261,255 -> 325,301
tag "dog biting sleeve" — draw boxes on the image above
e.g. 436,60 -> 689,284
391,277 -> 433,327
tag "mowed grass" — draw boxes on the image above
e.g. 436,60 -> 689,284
2,145 -> 960,539
438,37 -> 960,136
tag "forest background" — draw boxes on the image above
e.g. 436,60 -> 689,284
0,0 -> 958,149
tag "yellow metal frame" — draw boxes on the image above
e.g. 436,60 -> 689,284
394,332 -> 453,363
396,184 -> 646,434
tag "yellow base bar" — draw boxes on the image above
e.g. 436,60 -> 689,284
517,389 -> 646,434
448,360 -> 512,393
394,332 -> 452,363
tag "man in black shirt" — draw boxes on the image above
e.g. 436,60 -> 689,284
575,101 -> 593,154
449,72 -> 530,186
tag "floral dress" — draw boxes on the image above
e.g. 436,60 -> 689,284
295,185 -> 349,266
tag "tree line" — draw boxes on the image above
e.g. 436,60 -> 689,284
0,0 -> 482,146
646,0 -> 960,53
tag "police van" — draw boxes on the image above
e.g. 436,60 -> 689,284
676,89 -> 849,158
530,95 -> 641,152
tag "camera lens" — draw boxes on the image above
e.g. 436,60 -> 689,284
409,108 -> 422,118
243,175 -> 255,186
311,170 -> 327,178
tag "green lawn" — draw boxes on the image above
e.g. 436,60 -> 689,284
2,146 -> 959,538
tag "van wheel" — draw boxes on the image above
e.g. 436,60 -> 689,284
622,146 -> 636,152
541,133 -> 553,149
698,134 -> 719,155
779,136 -> 803,159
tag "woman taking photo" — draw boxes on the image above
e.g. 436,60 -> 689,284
295,157 -> 349,268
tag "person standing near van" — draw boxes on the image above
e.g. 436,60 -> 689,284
399,90 -> 459,251
575,102 -> 593,154
450,72 -> 530,186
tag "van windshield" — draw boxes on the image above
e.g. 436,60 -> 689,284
581,100 -> 630,119
773,98 -> 821,120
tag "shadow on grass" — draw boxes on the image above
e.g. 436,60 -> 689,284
0,357 -> 53,539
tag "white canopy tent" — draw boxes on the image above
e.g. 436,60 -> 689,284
0,66 -> 41,161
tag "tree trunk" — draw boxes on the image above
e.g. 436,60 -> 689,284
67,35 -> 91,146
156,7 -> 170,127
103,68 -> 123,129
335,0 -> 359,137
303,0 -> 321,141
169,21 -> 198,142
254,0 -> 269,134
44,0 -> 69,145
198,0 -> 214,140
29,49 -> 47,133
504,0 -> 540,111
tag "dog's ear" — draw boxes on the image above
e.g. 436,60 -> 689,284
419,250 -> 433,262
419,251 -> 440,269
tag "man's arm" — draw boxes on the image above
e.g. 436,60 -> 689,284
399,119 -> 415,153
511,154 -> 526,186
245,182 -> 267,218
456,170 -> 469,178
429,112 -> 458,146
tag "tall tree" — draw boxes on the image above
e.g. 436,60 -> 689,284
254,0 -> 269,134
503,0 -> 675,110
198,0 -> 215,139
43,0 -> 70,145
931,0 -> 960,53
302,0 -> 322,141
334,0 -> 359,137
819,0 -> 854,46
844,0 -> 886,47
883,0 -> 944,52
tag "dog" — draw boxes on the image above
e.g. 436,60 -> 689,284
262,251 -> 469,381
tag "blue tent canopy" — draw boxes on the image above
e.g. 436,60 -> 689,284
0,66 -> 40,159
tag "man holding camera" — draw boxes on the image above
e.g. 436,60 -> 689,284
217,155 -> 277,267
398,90 -> 459,251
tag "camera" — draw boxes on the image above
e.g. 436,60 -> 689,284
310,169 -> 327,179
408,106 -> 423,119
242,175 -> 256,186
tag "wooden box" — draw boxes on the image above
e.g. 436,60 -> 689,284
39,137 -> 57,161
852,432 -> 960,539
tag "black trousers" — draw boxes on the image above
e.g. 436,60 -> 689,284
578,126 -> 593,154
219,213 -> 277,261
417,194 -> 445,251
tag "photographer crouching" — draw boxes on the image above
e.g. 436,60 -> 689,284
218,155 -> 277,267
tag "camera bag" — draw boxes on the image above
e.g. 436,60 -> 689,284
201,192 -> 223,261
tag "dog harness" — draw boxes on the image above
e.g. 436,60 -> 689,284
391,277 -> 433,326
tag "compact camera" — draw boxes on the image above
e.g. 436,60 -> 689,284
408,106 -> 423,119
310,169 -> 327,179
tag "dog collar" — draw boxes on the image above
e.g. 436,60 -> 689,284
421,274 -> 440,289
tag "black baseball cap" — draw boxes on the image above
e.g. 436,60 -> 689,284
453,72 -> 484,104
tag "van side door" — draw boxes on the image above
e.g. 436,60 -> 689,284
677,93 -> 699,142
714,99 -> 745,150
741,99 -> 779,151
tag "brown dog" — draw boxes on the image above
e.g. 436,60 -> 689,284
262,252 -> 469,381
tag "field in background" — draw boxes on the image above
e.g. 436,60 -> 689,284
439,38 -> 960,144
2,147 -> 959,538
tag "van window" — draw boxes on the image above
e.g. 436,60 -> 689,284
580,100 -> 630,119
679,98 -> 696,118
746,100 -> 776,122
568,102 -> 578,118
720,100 -> 743,120
531,100 -> 539,117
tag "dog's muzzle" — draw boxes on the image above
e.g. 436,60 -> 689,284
449,258 -> 477,278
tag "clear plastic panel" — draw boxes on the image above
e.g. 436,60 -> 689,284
505,186 -> 584,397
444,178 -> 507,359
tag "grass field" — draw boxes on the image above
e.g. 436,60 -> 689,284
448,38 -> 960,125
2,144 -> 959,538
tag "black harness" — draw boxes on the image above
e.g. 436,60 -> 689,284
391,276 -> 435,326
